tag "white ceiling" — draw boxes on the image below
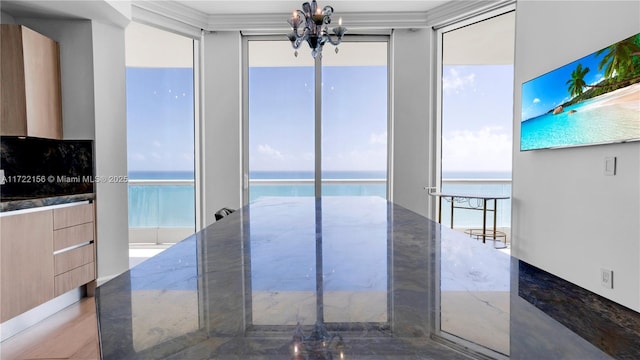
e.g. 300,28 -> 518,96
171,1 -> 448,15
2,0 -> 514,65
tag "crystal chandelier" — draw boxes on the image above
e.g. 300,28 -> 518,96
287,0 -> 347,58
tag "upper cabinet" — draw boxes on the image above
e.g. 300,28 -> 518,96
1,24 -> 63,140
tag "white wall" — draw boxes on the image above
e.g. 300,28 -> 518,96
512,0 -> 640,311
201,31 -> 243,226
91,21 -> 130,280
391,29 -> 435,218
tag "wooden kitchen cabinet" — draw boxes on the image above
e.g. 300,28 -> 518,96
53,203 -> 96,297
1,24 -> 63,139
0,202 -> 96,322
0,210 -> 54,323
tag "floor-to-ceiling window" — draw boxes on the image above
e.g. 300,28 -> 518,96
434,8 -> 515,358
321,41 -> 388,197
245,38 -> 388,202
124,22 -> 199,351
125,23 -> 196,249
246,40 -> 316,199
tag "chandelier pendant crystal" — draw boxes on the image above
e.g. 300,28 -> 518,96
287,0 -> 347,58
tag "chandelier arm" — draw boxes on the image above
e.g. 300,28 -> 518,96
322,5 -> 334,17
295,28 -> 311,49
292,24 -> 306,38
325,33 -> 343,46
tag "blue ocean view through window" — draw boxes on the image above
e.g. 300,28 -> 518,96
127,171 -> 511,228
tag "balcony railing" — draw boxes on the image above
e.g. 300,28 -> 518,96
127,178 -> 512,243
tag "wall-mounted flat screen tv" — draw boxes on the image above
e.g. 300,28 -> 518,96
521,32 -> 640,151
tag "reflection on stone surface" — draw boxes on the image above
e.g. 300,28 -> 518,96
96,196 -> 640,359
439,225 -> 511,355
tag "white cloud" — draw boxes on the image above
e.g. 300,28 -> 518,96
533,98 -> 540,103
132,153 -> 146,161
369,131 -> 387,145
443,68 -> 476,93
257,144 -> 284,160
442,126 -> 512,172
152,140 -> 162,148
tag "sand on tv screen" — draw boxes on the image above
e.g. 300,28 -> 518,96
520,32 -> 640,151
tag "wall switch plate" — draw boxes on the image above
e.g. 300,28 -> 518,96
0,169 -> 4,185
601,268 -> 613,289
604,157 -> 616,176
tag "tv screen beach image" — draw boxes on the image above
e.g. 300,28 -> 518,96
521,32 -> 640,151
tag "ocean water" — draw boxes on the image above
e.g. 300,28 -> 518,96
127,170 -> 512,228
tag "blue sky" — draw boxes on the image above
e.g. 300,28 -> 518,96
249,65 -> 388,172
441,64 -> 514,173
126,63 -> 514,175
521,52 -> 604,121
126,67 -> 194,172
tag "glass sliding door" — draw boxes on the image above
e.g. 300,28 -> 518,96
246,38 -> 389,202
435,8 -> 514,358
247,40 -> 315,201
125,23 -> 196,246
322,41 -> 388,198
124,22 -> 198,351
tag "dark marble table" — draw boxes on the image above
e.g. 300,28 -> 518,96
96,196 -> 638,359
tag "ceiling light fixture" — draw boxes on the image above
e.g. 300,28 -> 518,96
287,0 -> 347,58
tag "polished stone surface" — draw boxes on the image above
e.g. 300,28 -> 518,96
0,192 -> 95,212
0,136 -> 94,201
97,197 -> 471,359
512,260 -> 640,359
96,196 -> 639,359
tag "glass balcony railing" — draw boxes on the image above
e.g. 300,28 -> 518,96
128,180 -> 196,228
250,178 -> 387,200
127,178 -> 512,241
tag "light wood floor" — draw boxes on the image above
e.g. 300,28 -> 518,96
0,297 -> 100,360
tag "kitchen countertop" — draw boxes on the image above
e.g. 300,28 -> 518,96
95,196 -> 638,359
0,193 -> 95,212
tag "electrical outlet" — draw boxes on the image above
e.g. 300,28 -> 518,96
601,268 -> 613,289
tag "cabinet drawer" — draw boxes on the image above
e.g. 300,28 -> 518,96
54,243 -> 94,275
53,203 -> 94,229
54,262 -> 95,297
53,222 -> 94,251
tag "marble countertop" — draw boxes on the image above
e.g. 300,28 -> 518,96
97,197 -> 472,359
96,196 -> 632,359
0,193 -> 95,212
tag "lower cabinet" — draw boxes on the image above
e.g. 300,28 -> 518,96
0,201 -> 96,323
0,210 -> 54,322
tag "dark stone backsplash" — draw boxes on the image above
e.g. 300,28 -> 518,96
1,136 -> 94,200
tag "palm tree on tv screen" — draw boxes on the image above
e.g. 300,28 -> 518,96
565,34 -> 640,102
596,34 -> 640,80
566,63 -> 590,98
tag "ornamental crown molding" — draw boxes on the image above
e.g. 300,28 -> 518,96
132,0 -> 513,34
